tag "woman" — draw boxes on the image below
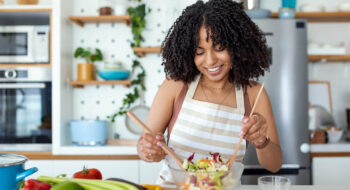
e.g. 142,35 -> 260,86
137,0 -> 282,184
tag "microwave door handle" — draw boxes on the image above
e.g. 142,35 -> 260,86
0,83 -> 45,89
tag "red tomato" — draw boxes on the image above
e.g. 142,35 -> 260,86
73,167 -> 102,180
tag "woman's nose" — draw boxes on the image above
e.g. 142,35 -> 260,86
206,50 -> 217,66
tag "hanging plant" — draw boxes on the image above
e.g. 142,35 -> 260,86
109,0 -> 150,122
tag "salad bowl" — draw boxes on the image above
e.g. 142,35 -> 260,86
169,162 -> 244,190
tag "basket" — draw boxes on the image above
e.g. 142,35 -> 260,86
17,0 -> 39,5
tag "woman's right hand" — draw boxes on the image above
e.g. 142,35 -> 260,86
137,132 -> 167,162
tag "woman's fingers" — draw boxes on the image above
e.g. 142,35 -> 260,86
241,113 -> 266,141
140,132 -> 167,162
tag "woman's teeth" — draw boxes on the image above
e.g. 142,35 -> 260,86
207,65 -> 222,72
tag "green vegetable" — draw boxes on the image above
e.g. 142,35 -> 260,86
37,176 -> 139,190
51,181 -> 83,190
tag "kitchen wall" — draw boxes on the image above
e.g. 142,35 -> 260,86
68,0 -> 350,142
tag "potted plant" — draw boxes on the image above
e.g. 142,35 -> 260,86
74,47 -> 103,81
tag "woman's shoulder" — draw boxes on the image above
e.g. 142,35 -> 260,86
245,81 -> 267,105
159,78 -> 187,99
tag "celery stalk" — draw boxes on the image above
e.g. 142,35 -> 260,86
37,176 -> 130,190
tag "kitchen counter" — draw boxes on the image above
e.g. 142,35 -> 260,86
311,142 -> 350,153
238,185 -> 350,190
310,142 -> 350,158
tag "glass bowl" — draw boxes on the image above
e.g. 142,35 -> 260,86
168,162 -> 244,190
258,176 -> 291,190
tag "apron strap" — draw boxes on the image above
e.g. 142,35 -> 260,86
167,84 -> 188,141
244,85 -> 251,116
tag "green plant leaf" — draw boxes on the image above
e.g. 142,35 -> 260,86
74,47 -> 84,58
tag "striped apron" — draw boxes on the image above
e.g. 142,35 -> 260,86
156,75 -> 246,185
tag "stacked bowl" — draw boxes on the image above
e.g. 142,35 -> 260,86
98,61 -> 130,80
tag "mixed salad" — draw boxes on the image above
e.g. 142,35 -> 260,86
181,152 -> 236,190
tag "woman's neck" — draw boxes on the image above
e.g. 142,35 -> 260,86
200,75 -> 231,90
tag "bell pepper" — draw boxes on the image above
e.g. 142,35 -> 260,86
22,179 -> 51,190
51,181 -> 84,190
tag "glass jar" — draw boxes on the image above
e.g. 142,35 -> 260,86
99,0 -> 114,15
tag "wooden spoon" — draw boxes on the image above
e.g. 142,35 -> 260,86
226,83 -> 265,169
127,111 -> 184,170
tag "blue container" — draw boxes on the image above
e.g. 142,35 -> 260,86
98,70 -> 130,80
282,0 -> 296,9
0,154 -> 38,190
70,120 -> 107,146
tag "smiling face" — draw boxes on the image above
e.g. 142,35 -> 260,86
194,26 -> 232,83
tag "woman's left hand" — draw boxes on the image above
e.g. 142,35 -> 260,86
241,113 -> 268,148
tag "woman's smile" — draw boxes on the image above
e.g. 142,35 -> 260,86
206,65 -> 223,75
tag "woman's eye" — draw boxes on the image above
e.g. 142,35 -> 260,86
195,49 -> 205,55
215,45 -> 225,51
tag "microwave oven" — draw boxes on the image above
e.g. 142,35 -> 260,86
0,25 -> 49,64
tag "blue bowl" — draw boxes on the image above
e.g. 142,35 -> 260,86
98,70 -> 130,80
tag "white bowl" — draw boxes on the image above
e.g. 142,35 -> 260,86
338,3 -> 350,12
327,130 -> 343,143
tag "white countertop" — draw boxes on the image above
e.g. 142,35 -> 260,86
240,185 -> 350,190
311,142 -> 350,153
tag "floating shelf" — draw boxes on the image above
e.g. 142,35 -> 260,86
271,12 -> 350,22
133,46 -> 161,57
68,80 -> 132,88
308,55 -> 350,62
69,15 -> 131,27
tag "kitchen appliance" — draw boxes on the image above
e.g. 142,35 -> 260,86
242,19 -> 311,185
0,67 -> 51,148
0,153 -> 38,190
0,25 -> 49,64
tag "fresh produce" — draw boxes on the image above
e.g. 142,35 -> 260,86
107,178 -> 146,190
22,179 -> 51,190
140,184 -> 161,190
51,181 -> 83,190
73,167 -> 102,180
181,152 -> 235,190
37,176 -> 142,190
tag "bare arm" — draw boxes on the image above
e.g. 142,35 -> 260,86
242,83 -> 282,172
137,79 -> 184,162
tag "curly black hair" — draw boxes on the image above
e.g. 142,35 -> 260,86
161,0 -> 270,87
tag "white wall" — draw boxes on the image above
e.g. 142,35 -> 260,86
61,0 -> 350,143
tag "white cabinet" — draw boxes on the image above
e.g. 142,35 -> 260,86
26,160 -> 54,179
312,157 -> 350,185
139,160 -> 163,184
26,160 -> 139,183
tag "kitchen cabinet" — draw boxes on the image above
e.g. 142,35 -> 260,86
139,161 -> 163,184
312,157 -> 350,185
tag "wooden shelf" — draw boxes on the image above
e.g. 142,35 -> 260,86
69,15 -> 131,27
133,46 -> 161,57
69,80 -> 132,88
271,12 -> 350,22
308,55 -> 350,62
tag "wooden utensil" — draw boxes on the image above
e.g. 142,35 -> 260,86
127,111 -> 184,170
226,83 -> 265,169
